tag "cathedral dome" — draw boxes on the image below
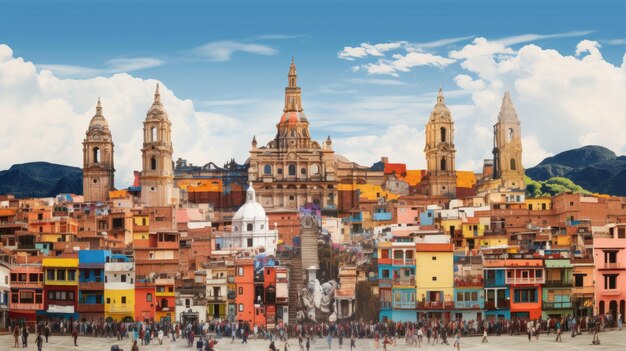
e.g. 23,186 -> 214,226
146,83 -> 169,121
88,98 -> 109,130
232,183 -> 267,223
279,111 -> 308,126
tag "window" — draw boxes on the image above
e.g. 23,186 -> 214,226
440,158 -> 446,171
300,167 -> 306,175
121,296 -> 126,304
288,164 -> 296,176
238,303 -> 244,312
47,270 -> 55,281
514,289 -> 537,302
510,158 -> 516,171
432,256 -> 437,261
246,223 -> 253,232
151,157 -> 157,170
277,168 -> 283,174
146,293 -> 152,302
604,274 -> 617,289
238,267 -> 244,276
507,128 -> 513,143
247,238 -> 253,247
57,270 -> 66,281
432,277 -> 437,281
121,275 -> 127,283
381,270 -> 390,278
93,147 -> 100,163
604,250 -> 618,264
151,127 -> 157,142
67,270 -> 76,281
440,127 -> 446,142
263,164 -> 272,175
107,297 -> 111,304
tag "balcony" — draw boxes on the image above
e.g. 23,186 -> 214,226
392,259 -> 415,266
207,295 -> 226,302
379,279 -> 392,287
600,263 -> 624,270
484,278 -> 500,287
381,301 -> 392,309
392,301 -> 416,309
417,301 -> 455,310
505,276 -> 545,285
79,281 -> 104,290
484,300 -> 510,310
156,305 -> 173,312
373,212 -> 393,221
602,289 -> 621,296
542,301 -> 572,309
77,304 -> 104,313
108,304 -> 133,313
10,302 -> 44,310
455,301 -> 482,309
454,276 -> 484,287
392,278 -> 415,287
378,258 -> 392,265
544,280 -> 572,287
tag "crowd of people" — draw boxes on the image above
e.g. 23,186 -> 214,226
8,313 -> 621,350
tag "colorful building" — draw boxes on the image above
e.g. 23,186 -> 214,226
505,259 -> 544,319
42,257 -> 79,321
453,255 -> 484,320
155,278 -> 175,322
593,223 -> 626,321
9,264 -> 44,327
415,242 -> 454,320
483,259 -> 510,319
135,281 -> 155,322
104,254 -> 135,322
234,259 -> 255,324
77,250 -> 110,322
542,258 -> 573,319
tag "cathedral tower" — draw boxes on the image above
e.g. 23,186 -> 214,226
275,57 -> 313,150
493,92 -> 524,189
422,88 -> 457,198
140,84 -> 174,206
82,99 -> 115,202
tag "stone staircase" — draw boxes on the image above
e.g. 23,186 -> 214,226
284,256 -> 303,323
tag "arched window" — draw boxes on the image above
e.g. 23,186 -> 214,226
440,127 -> 446,142
510,158 -> 516,171
300,167 -> 306,175
151,127 -> 157,142
507,128 -> 513,143
310,164 -> 320,175
263,164 -> 272,175
246,223 -> 253,232
93,147 -> 100,163
151,157 -> 157,170
288,164 -> 296,176
440,157 -> 447,171
146,293 -> 152,302
290,129 -> 296,137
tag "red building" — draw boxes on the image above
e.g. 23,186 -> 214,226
505,259 -> 544,319
135,281 -> 156,322
234,259 -> 255,324
9,264 -> 44,327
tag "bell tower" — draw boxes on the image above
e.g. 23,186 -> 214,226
82,98 -> 115,202
422,88 -> 457,198
140,84 -> 174,206
275,57 -> 312,150
493,92 -> 524,190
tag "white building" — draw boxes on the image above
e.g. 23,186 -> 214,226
217,184 -> 278,255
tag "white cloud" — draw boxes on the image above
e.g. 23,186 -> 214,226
449,37 -> 626,169
38,57 -> 164,78
494,30 -> 594,46
338,36 -> 474,61
358,52 -> 455,77
603,38 -> 626,45
0,43 -> 252,188
191,40 -> 278,62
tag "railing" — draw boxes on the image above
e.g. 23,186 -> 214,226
544,280 -> 572,287
454,276 -> 484,286
505,276 -> 545,285
207,295 -> 226,301
10,281 -> 44,288
602,289 -> 621,296
484,300 -> 510,309
602,263 -> 624,270
79,281 -> 104,290
417,301 -> 455,310
392,301 -> 416,309
542,301 -> 572,309
381,301 -> 392,309
373,212 -> 393,221
455,300 -> 482,309
378,258 -> 392,265
392,278 -> 415,287
379,279 -> 392,287
10,302 -> 44,310
392,259 -> 415,266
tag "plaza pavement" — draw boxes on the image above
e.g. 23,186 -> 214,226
2,329 -> 625,351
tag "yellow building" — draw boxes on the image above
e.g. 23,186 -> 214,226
415,242 -> 454,318
155,278 -> 176,322
43,258 -> 79,286
525,197 -> 552,211
104,260 -> 135,321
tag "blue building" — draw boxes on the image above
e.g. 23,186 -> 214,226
78,250 -> 111,321
378,241 -> 417,322
453,255 -> 484,320
483,260 -> 510,319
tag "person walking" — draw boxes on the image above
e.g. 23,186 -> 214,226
13,325 -> 19,348
481,329 -> 488,343
453,331 -> 461,351
350,336 -> 356,351
22,325 -> 29,347
555,322 -> 562,343
306,337 -> 310,351
72,327 -> 78,346
131,340 -> 139,351
35,333 -> 43,351
592,321 -> 601,345
44,325 -> 50,343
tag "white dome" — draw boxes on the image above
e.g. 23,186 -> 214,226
232,183 -> 267,222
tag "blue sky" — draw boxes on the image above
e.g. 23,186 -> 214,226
1,0 -> 625,187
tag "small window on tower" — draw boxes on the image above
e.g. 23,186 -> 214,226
440,157 -> 447,171
510,158 -> 516,171
93,147 -> 100,163
151,127 -> 157,142
151,157 -> 157,170
93,178 -> 98,184
440,127 -> 446,142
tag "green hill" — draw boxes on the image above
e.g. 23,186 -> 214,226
0,162 -> 82,198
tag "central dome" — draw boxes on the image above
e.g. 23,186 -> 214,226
232,183 -> 266,222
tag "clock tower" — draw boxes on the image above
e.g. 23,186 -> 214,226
82,98 -> 115,202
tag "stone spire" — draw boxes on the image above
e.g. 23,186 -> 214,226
89,98 -> 108,129
96,97 -> 102,116
288,57 -> 297,87
497,91 -> 519,122
284,57 -> 303,113
437,86 -> 444,104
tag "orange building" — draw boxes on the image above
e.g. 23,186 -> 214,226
135,281 -> 155,322
234,259 -> 255,324
503,259 -> 545,319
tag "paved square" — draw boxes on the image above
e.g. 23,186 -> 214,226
2,330 -> 625,351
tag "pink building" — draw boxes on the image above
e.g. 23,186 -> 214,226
593,223 -> 626,322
